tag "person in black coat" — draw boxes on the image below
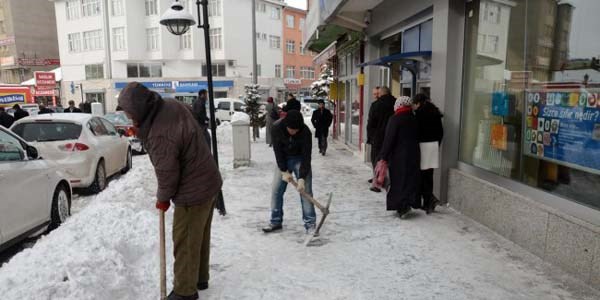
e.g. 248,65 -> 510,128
412,93 -> 444,214
282,94 -> 301,112
379,96 -> 420,218
193,89 -> 211,148
12,104 -> 29,121
311,100 -> 333,155
0,107 -> 14,128
263,110 -> 316,233
65,100 -> 82,113
366,86 -> 395,192
38,104 -> 54,115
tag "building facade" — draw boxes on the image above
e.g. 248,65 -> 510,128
0,0 -> 60,84
282,6 -> 315,98
53,0 -> 286,112
305,0 -> 600,287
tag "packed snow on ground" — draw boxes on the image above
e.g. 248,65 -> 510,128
0,124 -> 599,300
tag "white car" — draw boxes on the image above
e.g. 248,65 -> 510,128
0,126 -> 71,251
214,98 -> 246,124
11,113 -> 132,193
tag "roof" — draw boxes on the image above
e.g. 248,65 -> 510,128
20,67 -> 62,86
15,113 -> 93,124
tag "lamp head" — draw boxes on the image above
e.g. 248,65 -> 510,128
160,0 -> 196,36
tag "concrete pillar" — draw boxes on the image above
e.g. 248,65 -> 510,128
232,118 -> 251,168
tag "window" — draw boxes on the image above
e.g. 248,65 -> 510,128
112,27 -> 126,51
209,28 -> 222,50
83,30 -> 103,51
68,33 -> 82,52
402,25 -> 420,53
82,0 -> 101,17
111,0 -> 124,16
262,33 -> 267,40
88,118 -> 108,136
202,63 -> 226,77
66,0 -> 80,20
286,66 -> 295,78
145,0 -> 157,16
460,0 -> 600,210
146,27 -> 159,51
234,102 -> 244,112
217,102 -> 230,110
127,63 -> 162,78
275,64 -> 281,78
85,64 -> 104,79
286,40 -> 295,54
271,7 -> 281,20
208,0 -> 221,17
85,95 -> 106,114
300,66 -> 315,79
269,35 -> 281,49
180,30 -> 192,49
300,42 -> 306,55
11,123 -> 83,144
0,130 -> 24,161
256,2 -> 266,13
100,119 -> 118,136
286,15 -> 294,28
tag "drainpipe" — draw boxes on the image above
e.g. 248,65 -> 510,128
103,0 -> 112,80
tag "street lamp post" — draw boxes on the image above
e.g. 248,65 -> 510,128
160,0 -> 226,215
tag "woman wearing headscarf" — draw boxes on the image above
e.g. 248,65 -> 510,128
412,93 -> 444,214
378,96 -> 420,218
266,97 -> 276,146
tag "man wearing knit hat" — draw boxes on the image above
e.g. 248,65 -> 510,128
263,110 -> 316,233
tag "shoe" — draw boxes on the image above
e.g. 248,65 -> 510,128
305,224 -> 316,235
262,224 -> 282,233
167,291 -> 199,300
397,207 -> 411,219
369,187 -> 382,193
197,281 -> 208,291
368,179 -> 373,183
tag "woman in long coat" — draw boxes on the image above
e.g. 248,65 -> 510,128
378,96 -> 421,218
265,97 -> 276,146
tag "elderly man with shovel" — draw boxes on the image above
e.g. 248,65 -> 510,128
118,82 -> 222,300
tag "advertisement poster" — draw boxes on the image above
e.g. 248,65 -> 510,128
524,89 -> 600,174
490,124 -> 508,151
0,87 -> 32,107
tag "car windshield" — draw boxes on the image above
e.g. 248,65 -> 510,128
104,112 -> 133,126
12,122 -> 82,142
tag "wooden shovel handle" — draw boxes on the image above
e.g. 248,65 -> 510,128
288,179 -> 328,214
159,210 -> 167,300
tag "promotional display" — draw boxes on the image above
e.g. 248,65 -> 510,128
524,89 -> 600,174
0,86 -> 33,107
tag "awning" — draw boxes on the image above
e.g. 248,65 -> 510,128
357,51 -> 432,67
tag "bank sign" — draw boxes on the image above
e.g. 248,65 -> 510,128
524,89 -> 600,174
114,81 -> 234,92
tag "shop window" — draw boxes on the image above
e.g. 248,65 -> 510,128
460,0 -> 600,210
419,19 -> 433,52
85,64 -> 104,79
127,63 -> 162,78
402,25 -> 419,53
202,63 -> 226,77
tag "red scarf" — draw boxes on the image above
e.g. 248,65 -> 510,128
395,106 -> 412,115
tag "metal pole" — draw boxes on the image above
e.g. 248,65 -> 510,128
251,0 -> 257,84
79,83 -> 84,103
102,0 -> 112,80
198,0 -> 226,215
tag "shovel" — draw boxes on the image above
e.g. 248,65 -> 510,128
159,210 -> 167,300
288,179 -> 333,245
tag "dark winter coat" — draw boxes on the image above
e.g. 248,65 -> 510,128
366,94 -> 395,149
311,108 -> 333,138
415,101 -> 444,143
0,111 -> 14,128
366,98 -> 379,144
379,110 -> 420,211
118,82 -> 223,207
272,119 -> 312,179
65,106 -> 82,113
38,107 -> 54,115
13,108 -> 29,121
283,98 -> 301,112
192,96 -> 209,127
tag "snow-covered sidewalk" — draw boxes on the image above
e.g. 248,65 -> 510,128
0,124 -> 598,300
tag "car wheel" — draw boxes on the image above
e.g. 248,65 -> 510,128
49,184 -> 71,231
88,160 -> 107,194
121,148 -> 132,174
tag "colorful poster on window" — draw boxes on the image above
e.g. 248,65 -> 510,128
490,124 -> 508,151
491,91 -> 511,117
524,89 -> 600,174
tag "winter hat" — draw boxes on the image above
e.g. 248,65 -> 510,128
284,110 -> 304,129
394,96 -> 412,111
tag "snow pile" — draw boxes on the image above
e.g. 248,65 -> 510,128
216,122 -> 232,144
230,112 -> 250,123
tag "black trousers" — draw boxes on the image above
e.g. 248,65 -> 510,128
419,169 -> 434,207
317,134 -> 328,153
370,144 -> 381,169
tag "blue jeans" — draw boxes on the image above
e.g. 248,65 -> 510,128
270,156 -> 316,228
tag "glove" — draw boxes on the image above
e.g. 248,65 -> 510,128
156,200 -> 170,212
296,179 -> 305,192
281,171 -> 293,183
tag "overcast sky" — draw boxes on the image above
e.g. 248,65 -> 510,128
567,0 -> 600,59
286,0 -> 307,10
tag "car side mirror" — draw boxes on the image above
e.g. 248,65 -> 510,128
26,145 -> 39,160
117,128 -> 126,137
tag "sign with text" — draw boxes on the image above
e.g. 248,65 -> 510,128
18,58 -> 60,66
0,87 -> 32,107
33,89 -> 56,97
524,89 -> 600,174
35,72 -> 56,89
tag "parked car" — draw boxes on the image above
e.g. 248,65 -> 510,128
11,113 -> 132,193
0,126 -> 71,252
104,111 -> 144,154
214,98 -> 246,124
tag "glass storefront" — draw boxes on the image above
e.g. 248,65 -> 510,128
460,0 -> 600,210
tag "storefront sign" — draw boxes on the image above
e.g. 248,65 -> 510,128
35,72 -> 56,89
0,56 -> 15,66
524,89 -> 600,174
0,36 -> 15,46
114,80 -> 234,93
0,87 -> 32,107
284,78 -> 302,85
18,58 -> 60,66
33,89 -> 56,97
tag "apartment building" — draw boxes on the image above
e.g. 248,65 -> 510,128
282,6 -> 314,98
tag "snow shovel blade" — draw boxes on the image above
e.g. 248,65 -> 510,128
304,193 -> 333,247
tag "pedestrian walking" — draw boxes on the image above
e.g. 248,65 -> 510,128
0,107 -> 14,128
265,97 -> 277,146
262,110 -> 316,234
311,100 -> 333,155
366,86 -> 395,192
192,89 -> 211,148
366,86 -> 380,183
12,104 -> 29,121
282,93 -> 301,112
65,100 -> 82,113
412,93 -> 444,214
378,96 -> 420,219
118,82 -> 223,300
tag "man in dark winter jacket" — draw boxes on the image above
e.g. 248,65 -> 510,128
263,110 -> 316,233
311,100 -> 333,155
192,89 -> 211,148
38,103 -> 54,115
65,100 -> 82,113
118,82 -> 223,300
365,86 -> 395,192
282,93 -> 301,112
0,107 -> 14,128
12,104 -> 29,121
